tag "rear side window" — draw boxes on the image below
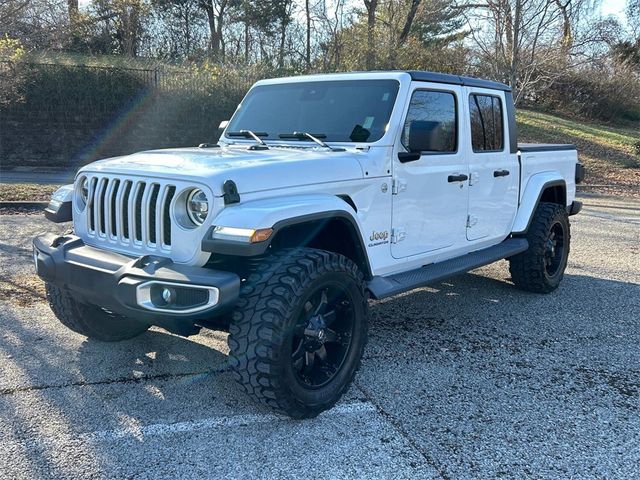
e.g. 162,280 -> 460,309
402,90 -> 457,152
469,94 -> 503,152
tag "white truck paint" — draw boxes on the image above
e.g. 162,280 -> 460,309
36,70 -> 584,418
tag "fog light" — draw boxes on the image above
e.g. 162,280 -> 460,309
162,287 -> 176,305
136,281 -> 220,313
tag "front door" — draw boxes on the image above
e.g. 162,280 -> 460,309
391,85 -> 469,259
464,89 -> 519,242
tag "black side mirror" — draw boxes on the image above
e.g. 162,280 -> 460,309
397,151 -> 421,163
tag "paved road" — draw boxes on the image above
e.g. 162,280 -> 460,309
0,196 -> 638,479
0,169 -> 75,185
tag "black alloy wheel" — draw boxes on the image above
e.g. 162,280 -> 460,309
544,220 -> 566,278
290,284 -> 356,389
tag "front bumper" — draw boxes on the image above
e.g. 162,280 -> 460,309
567,201 -> 582,216
33,233 -> 241,336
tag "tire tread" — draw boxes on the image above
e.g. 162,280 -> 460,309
509,202 -> 571,293
228,248 -> 368,418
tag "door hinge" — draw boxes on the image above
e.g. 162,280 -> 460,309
466,215 -> 478,228
391,228 -> 406,243
392,178 -> 407,195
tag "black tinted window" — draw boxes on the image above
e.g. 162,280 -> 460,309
402,90 -> 457,152
225,80 -> 400,143
469,94 -> 503,151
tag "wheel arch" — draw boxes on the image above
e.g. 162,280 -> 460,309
269,212 -> 372,279
512,174 -> 567,234
202,194 -> 373,279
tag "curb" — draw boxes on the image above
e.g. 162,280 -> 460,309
576,192 -> 638,201
0,201 -> 48,208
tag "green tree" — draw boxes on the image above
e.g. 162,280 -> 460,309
0,36 -> 27,107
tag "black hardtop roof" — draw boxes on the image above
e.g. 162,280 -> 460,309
405,71 -> 511,92
274,71 -> 512,91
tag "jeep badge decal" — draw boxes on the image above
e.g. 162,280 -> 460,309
368,230 -> 390,247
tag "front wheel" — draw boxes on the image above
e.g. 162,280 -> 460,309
228,248 -> 369,418
509,202 -> 571,293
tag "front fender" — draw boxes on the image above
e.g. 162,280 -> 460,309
512,172 -> 566,234
202,194 -> 362,256
45,184 -> 74,223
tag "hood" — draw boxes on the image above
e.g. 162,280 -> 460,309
80,145 -> 366,196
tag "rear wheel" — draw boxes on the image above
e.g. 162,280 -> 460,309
45,283 -> 149,341
509,202 -> 571,293
228,248 -> 368,418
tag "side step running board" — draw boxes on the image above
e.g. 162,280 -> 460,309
367,238 -> 529,300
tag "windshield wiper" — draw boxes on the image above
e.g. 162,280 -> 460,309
278,132 -> 344,151
227,130 -> 269,150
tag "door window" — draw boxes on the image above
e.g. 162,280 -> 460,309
402,90 -> 457,153
469,94 -> 503,152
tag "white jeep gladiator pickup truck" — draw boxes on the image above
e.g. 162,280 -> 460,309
34,71 -> 584,418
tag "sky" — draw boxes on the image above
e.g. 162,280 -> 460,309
600,0 -> 629,23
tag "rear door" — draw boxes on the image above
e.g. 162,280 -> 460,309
391,84 -> 469,258
464,89 -> 519,242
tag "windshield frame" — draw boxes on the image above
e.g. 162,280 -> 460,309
222,75 -> 406,147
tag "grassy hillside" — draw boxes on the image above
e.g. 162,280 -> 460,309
517,110 -> 640,196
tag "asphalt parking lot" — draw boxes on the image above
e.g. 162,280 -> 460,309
0,195 -> 638,479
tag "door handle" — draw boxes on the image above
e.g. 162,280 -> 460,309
493,169 -> 510,177
448,174 -> 468,183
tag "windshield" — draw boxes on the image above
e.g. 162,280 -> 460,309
225,80 -> 400,143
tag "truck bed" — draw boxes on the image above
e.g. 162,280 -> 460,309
517,144 -> 579,211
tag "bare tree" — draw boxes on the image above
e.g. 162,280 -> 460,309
398,0 -> 422,44
274,0 -> 294,68
154,0 -> 208,58
317,0 -> 349,70
0,0 -> 30,30
91,0 -> 150,56
305,0 -> 312,67
458,0 -> 600,102
67,0 -> 79,21
1,0 -> 70,48
200,0 -> 227,60
627,0 -> 639,38
553,0 -> 572,50
363,0 -> 378,68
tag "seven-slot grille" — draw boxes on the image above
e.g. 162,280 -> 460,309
85,176 -> 176,249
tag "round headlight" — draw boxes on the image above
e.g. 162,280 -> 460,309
186,189 -> 209,225
75,177 -> 89,211
81,178 -> 89,202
